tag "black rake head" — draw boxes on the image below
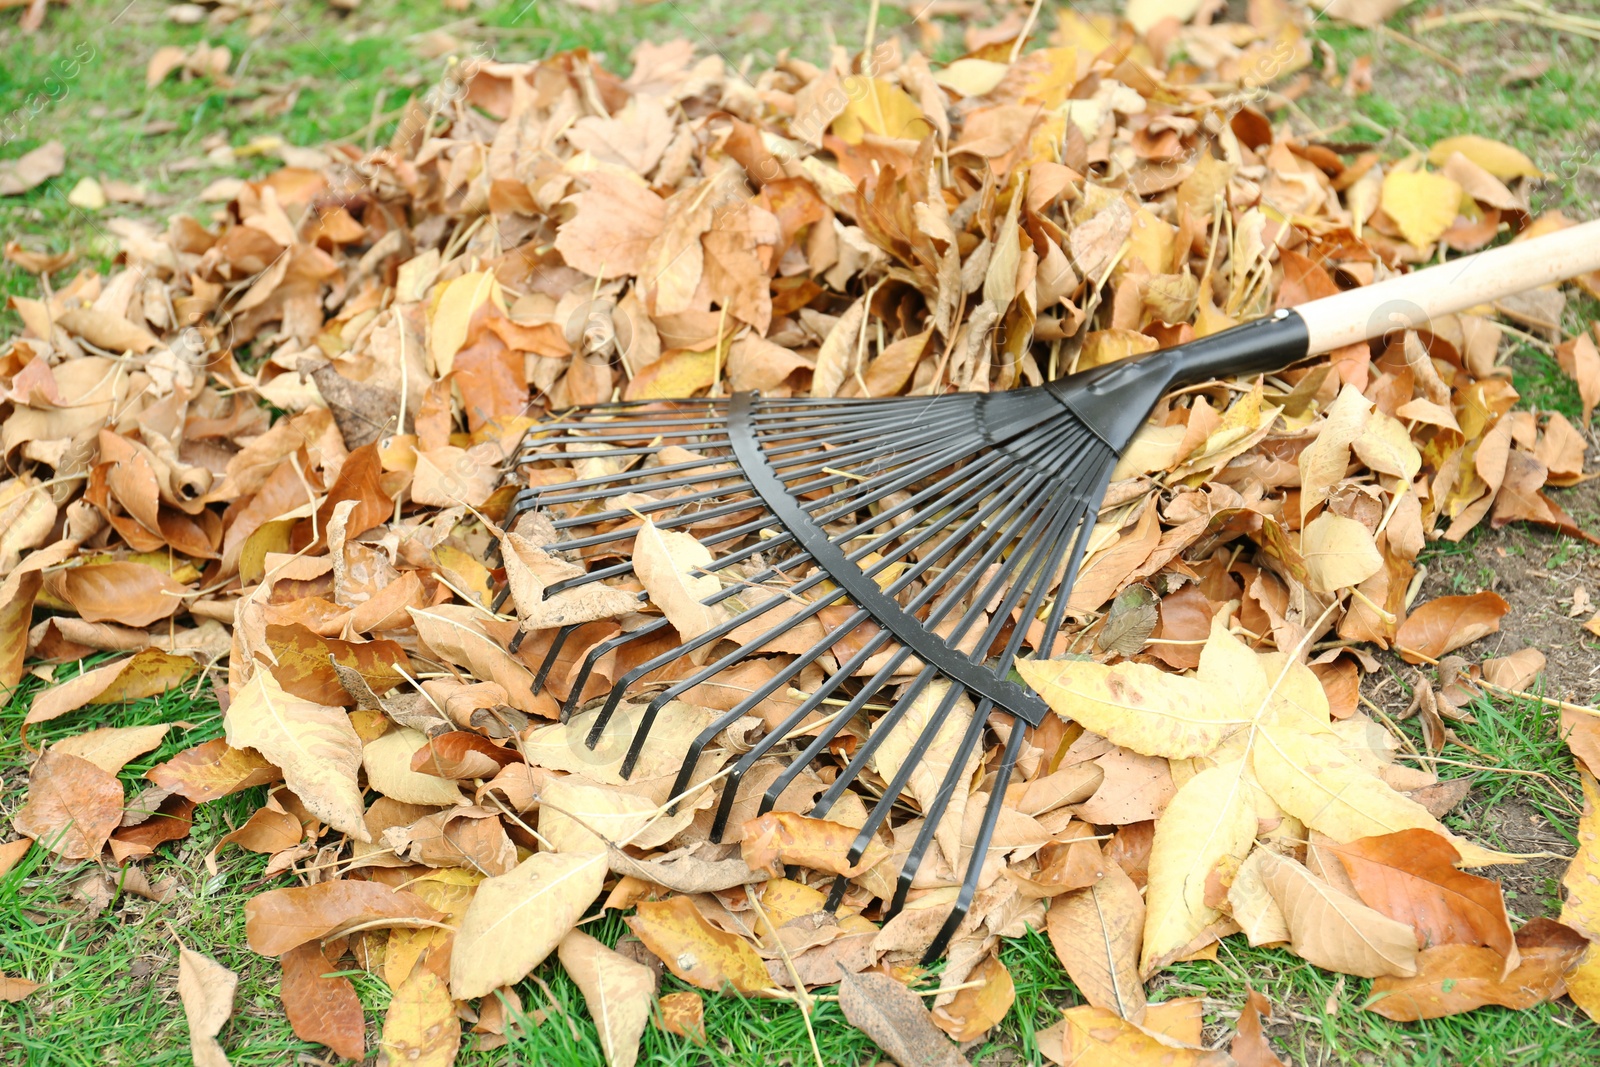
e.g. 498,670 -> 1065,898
494,385 -> 1120,959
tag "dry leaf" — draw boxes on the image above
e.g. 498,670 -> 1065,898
837,969 -> 969,1067
12,750 -> 123,860
558,930 -> 655,1067
52,723 -> 170,775
245,880 -> 445,956
1255,849 -> 1418,978
1366,919 -> 1588,1020
1395,593 -> 1509,663
451,850 -> 607,999
280,941 -> 364,1061
1046,863 -> 1147,1021
178,947 -> 238,1067
224,671 -> 368,840
380,968 -> 459,1067
627,895 -> 776,996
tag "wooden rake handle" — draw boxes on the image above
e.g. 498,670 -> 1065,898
1296,218 -> 1600,354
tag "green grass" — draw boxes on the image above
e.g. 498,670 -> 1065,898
5,0 -> 1600,1063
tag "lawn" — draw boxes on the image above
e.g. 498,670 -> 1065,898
2,1 -> 1599,1064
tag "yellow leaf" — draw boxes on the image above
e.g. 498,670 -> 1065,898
624,346 -> 718,401
932,59 -> 1009,97
1015,656 -> 1240,761
1141,762 -> 1257,974
628,895 -> 776,995
429,269 -> 503,377
1299,384 -> 1372,520
1560,770 -> 1600,940
1352,409 -> 1422,481
1301,513 -> 1384,593
1126,0 -> 1207,33
831,78 -> 931,144
869,680 -> 980,869
1380,171 -> 1464,249
539,775 -> 692,853
223,671 -> 368,841
1427,135 -> 1541,180
380,969 -> 459,1067
364,728 -> 466,807
177,947 -> 238,1067
450,850 -> 607,1000
1252,725 -> 1445,846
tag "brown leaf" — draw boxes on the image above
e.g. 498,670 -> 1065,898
0,141 -> 64,196
1255,849 -> 1419,978
410,730 -> 523,779
145,739 -> 281,802
13,750 -> 123,860
43,562 -> 188,628
280,941 -> 364,1060
555,171 -> 667,278
1046,863 -> 1147,1022
1366,919 -> 1589,1020
178,947 -> 238,1067
0,838 -> 31,879
1395,593 -> 1509,664
244,880 -> 445,956
0,971 -> 40,1001
266,623 -> 411,706
1556,330 -> 1600,426
1230,989 -> 1287,1067
1324,829 -> 1514,958
110,793 -> 195,860
837,969 -> 970,1067
558,929 -> 655,1067
628,895 -> 776,996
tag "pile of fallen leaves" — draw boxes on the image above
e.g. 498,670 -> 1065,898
5,2 -> 1600,1063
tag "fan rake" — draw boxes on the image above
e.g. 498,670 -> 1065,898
490,220 -> 1600,960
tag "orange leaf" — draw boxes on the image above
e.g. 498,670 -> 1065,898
281,941 -> 365,1061
265,623 -> 411,706
1366,919 -> 1588,1020
1395,592 -> 1508,663
43,562 -> 188,628
655,990 -> 706,1043
739,811 -> 889,879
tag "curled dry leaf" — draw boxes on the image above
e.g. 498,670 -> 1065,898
740,811 -> 890,879
627,895 -> 776,996
1230,989 -> 1287,1067
931,954 -> 1014,1042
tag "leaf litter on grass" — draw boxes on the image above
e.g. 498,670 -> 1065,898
2,1 -> 1600,1063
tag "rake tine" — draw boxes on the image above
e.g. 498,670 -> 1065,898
818,681 -> 972,911
754,650 -> 922,824
1033,453 -> 1119,654
923,712 -> 1025,962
